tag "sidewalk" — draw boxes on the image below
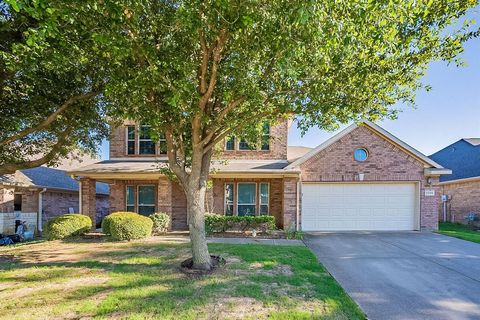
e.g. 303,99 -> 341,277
207,237 -> 304,246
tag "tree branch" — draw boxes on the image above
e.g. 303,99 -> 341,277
0,128 -> 73,175
0,91 -> 99,147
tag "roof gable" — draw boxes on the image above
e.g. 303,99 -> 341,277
286,121 -> 444,170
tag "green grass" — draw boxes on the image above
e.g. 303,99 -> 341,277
438,222 -> 480,244
0,238 -> 364,320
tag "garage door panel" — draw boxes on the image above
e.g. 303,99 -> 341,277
301,183 -> 416,231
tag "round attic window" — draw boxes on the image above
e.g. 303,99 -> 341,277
354,148 -> 368,161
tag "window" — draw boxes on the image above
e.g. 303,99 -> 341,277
261,122 -> 270,151
259,183 -> 269,215
138,185 -> 156,215
237,183 -> 256,216
158,133 -> 167,154
354,148 -> 368,162
14,194 -> 22,211
225,136 -> 235,151
224,183 -> 234,216
127,126 -> 136,155
126,186 -> 135,212
139,125 -> 155,155
239,139 -> 253,150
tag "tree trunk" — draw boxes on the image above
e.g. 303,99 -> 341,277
186,191 -> 211,270
183,148 -> 214,270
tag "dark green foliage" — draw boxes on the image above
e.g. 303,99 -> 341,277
205,213 -> 275,235
105,212 -> 153,241
44,214 -> 92,240
149,212 -> 170,235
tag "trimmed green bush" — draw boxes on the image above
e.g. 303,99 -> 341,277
149,212 -> 170,235
205,213 -> 276,235
44,214 -> 92,240
105,212 -> 153,241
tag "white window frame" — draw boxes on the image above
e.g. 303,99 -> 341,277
126,126 -> 136,155
224,182 -> 235,215
137,185 -> 156,215
259,182 -> 270,215
158,133 -> 167,155
236,182 -> 257,216
139,125 -> 156,155
126,185 -> 135,212
225,136 -> 235,151
261,122 -> 270,151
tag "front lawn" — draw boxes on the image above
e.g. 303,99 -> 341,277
438,222 -> 480,244
0,238 -> 364,319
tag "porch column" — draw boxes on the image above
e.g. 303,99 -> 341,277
283,177 -> 299,231
80,178 -> 97,229
0,187 -> 15,234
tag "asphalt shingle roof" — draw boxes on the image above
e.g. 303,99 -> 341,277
1,167 -> 109,194
430,139 -> 480,182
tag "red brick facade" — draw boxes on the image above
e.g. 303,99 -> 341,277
80,122 -> 445,232
109,119 -> 288,160
299,125 -> 440,230
0,185 -> 108,233
440,179 -> 480,224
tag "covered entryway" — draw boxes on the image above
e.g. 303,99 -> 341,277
301,183 -> 418,231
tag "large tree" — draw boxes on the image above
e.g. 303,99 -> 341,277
8,0 -> 478,269
0,1 -> 110,175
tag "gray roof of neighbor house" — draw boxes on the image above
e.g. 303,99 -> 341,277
430,138 -> 480,182
0,167 -> 109,195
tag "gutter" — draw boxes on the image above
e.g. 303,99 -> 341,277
38,188 -> 47,234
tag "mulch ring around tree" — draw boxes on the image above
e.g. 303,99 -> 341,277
180,255 -> 225,277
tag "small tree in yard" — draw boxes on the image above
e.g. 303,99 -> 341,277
8,0 -> 478,269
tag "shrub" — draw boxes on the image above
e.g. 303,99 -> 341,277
285,230 -> 305,240
44,214 -> 92,240
149,212 -> 170,235
105,212 -> 153,241
205,214 -> 276,235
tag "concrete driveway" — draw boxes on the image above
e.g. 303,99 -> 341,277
304,232 -> 480,320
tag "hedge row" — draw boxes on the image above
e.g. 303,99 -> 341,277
205,213 -> 275,235
44,214 -> 92,240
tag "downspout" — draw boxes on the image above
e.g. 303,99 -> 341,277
38,188 -> 47,235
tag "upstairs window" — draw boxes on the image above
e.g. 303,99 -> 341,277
139,125 -> 155,155
159,133 -> 167,154
127,126 -> 136,155
239,139 -> 253,150
225,136 -> 235,151
261,122 -> 270,151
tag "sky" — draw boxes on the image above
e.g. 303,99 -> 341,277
100,8 -> 480,160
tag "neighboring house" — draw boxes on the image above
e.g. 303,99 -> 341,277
69,120 -> 451,232
0,167 -> 109,234
430,139 -> 480,224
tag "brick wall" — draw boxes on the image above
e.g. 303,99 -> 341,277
0,187 -> 14,212
440,179 -> 480,224
299,125 -> 439,230
109,118 -> 289,160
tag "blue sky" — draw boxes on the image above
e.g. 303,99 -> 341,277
100,9 -> 479,159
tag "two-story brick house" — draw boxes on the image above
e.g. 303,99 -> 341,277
69,120 -> 451,231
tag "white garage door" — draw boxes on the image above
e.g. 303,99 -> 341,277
301,183 -> 417,231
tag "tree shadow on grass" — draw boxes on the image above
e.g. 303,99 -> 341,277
0,241 -> 364,319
